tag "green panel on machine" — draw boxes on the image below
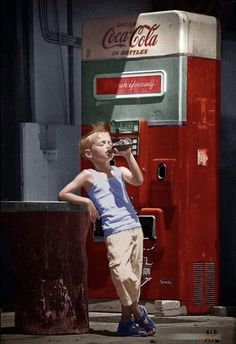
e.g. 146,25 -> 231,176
82,56 -> 187,126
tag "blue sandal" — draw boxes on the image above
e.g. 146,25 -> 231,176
135,305 -> 156,334
117,320 -> 148,337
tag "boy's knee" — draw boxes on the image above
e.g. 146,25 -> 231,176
112,265 -> 137,285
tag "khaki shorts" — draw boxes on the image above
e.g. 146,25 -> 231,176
105,227 -> 143,306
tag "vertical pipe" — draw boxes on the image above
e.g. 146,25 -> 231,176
68,0 -> 74,125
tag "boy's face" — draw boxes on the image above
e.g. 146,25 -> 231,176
85,132 -> 113,162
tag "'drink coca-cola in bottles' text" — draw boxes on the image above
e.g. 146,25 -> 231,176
102,21 -> 160,56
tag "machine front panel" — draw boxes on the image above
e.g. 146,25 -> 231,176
82,56 -> 187,126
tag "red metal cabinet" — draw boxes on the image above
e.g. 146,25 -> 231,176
81,11 -> 220,314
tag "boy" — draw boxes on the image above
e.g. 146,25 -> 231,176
59,123 -> 156,337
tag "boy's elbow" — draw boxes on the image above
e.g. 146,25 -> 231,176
134,176 -> 144,186
58,190 -> 66,201
139,174 -> 144,184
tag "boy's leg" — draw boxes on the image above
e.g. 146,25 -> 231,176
121,305 -> 132,322
105,228 -> 143,307
105,228 -> 155,336
130,302 -> 156,336
121,301 -> 156,336
130,227 -> 143,302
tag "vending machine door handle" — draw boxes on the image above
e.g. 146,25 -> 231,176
157,163 -> 167,180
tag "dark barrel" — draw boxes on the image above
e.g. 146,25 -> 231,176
1,201 -> 89,334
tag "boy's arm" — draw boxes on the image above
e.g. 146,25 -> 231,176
117,149 -> 144,186
58,169 -> 99,222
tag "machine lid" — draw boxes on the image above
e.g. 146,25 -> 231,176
82,10 -> 221,61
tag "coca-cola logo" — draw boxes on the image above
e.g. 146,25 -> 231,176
102,24 -> 160,50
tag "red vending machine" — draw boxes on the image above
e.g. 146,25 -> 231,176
81,11 -> 221,314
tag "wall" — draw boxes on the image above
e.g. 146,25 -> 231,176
220,39 -> 236,306
21,123 -> 81,200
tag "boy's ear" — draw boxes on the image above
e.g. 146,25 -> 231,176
84,148 -> 92,160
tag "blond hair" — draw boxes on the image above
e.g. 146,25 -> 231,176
79,122 -> 109,157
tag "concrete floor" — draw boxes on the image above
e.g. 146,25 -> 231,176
1,311 -> 236,344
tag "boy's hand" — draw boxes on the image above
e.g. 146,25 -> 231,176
113,147 -> 132,159
86,199 -> 99,223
